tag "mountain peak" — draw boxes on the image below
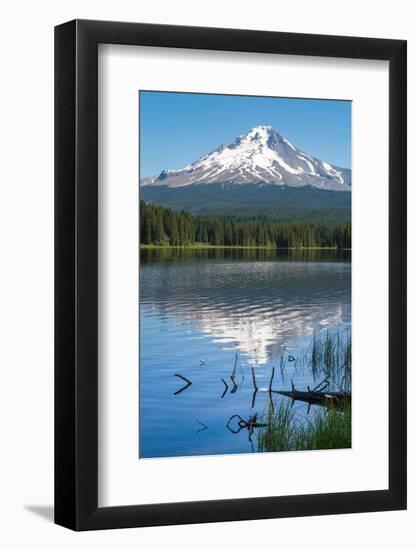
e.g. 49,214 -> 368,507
247,124 -> 274,134
141,126 -> 351,191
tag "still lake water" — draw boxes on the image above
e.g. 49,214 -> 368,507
139,248 -> 351,458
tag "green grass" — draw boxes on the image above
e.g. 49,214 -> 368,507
258,401 -> 351,453
309,330 -> 352,393
278,329 -> 352,393
257,401 -> 296,452
258,329 -> 352,453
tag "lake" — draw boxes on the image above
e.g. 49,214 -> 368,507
139,248 -> 351,458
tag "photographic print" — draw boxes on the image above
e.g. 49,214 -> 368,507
139,91 -> 351,459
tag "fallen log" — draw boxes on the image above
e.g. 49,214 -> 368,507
276,388 -> 351,408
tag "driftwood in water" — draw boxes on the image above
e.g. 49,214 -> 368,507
250,367 -> 258,408
277,386 -> 351,408
268,366 -> 275,393
226,414 -> 267,442
230,375 -> 238,394
251,367 -> 258,391
173,373 -> 192,395
195,419 -> 208,433
220,378 -> 228,399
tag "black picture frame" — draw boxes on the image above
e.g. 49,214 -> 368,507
55,19 -> 407,531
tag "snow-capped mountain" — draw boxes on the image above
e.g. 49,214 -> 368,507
141,125 -> 351,191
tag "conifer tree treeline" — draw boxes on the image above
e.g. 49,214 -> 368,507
140,200 -> 351,249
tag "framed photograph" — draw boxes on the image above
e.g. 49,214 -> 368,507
55,19 -> 406,530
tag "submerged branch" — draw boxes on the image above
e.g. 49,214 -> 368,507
221,378 -> 229,398
251,367 -> 258,391
173,373 -> 192,395
268,366 -> 275,393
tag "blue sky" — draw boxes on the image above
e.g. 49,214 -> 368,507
139,91 -> 351,178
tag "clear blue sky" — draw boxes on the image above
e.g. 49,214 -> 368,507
139,91 -> 351,178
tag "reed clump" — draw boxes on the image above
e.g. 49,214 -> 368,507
309,330 -> 351,393
258,329 -> 352,453
258,400 -> 351,452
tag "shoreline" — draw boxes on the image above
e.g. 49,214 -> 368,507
140,244 -> 352,251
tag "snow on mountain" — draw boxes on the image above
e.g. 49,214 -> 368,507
140,125 -> 351,191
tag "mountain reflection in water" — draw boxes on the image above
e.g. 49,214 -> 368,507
139,248 -> 351,458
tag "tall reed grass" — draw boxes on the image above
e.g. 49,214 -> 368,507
258,329 -> 352,452
258,400 -> 351,452
309,330 -> 351,393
